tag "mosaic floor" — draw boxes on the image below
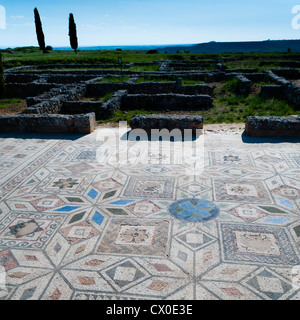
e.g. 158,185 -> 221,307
0,127 -> 300,300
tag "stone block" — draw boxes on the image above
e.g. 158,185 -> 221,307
245,115 -> 300,137
0,113 -> 96,134
260,85 -> 284,99
122,93 -> 213,111
130,114 -> 203,134
236,75 -> 251,95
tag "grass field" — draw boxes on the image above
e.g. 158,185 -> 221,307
1,46 -> 299,123
97,79 -> 296,125
2,47 -> 169,69
2,46 -> 300,69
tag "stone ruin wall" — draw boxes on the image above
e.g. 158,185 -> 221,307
1,61 -> 300,135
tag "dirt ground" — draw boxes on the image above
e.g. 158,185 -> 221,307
203,122 -> 244,131
0,101 -> 27,115
97,122 -> 245,132
292,79 -> 300,86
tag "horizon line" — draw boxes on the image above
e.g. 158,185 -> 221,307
1,38 -> 300,50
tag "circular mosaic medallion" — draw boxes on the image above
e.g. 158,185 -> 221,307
169,199 -> 219,222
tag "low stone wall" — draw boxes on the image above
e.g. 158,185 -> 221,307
102,90 -> 127,118
62,90 -> 126,120
245,115 -> 300,137
271,68 -> 300,80
266,70 -> 300,107
122,93 -> 213,111
243,73 -> 268,82
24,98 -> 64,114
5,83 -> 61,99
159,61 -> 170,71
226,68 -> 258,74
225,72 -> 267,83
5,73 -> 40,83
86,82 -> 214,97
236,74 -> 251,95
63,101 -> 103,118
38,74 -> 100,84
35,63 -> 124,70
0,113 -> 96,133
25,84 -> 86,113
130,114 -> 203,133
260,85 -> 284,99
170,61 -> 213,68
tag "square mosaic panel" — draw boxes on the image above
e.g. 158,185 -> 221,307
123,176 -> 176,200
66,150 -> 97,162
33,174 -> 88,195
0,213 -> 63,249
97,219 -> 171,257
283,153 -> 300,167
210,151 -> 252,167
220,223 -> 300,266
214,179 -> 271,203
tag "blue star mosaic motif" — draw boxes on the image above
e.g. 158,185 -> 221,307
169,199 -> 219,222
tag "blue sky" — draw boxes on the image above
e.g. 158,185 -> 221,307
0,0 -> 299,48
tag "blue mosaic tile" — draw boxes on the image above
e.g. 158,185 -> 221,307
87,188 -> 98,200
277,196 -> 295,210
55,206 -> 81,212
264,217 -> 291,224
92,211 -> 104,226
169,199 -> 219,222
109,199 -> 135,206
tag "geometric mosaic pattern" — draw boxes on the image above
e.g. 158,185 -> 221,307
0,129 -> 300,300
169,199 -> 219,222
220,223 -> 300,266
97,218 -> 171,257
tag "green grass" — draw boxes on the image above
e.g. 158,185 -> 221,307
135,76 -> 173,83
97,108 -> 157,124
96,79 -> 297,125
129,64 -> 160,72
182,79 -> 205,85
0,98 -> 24,108
99,76 -> 131,83
2,47 -> 177,69
202,80 -> 297,123
135,75 -> 204,85
84,92 -> 114,102
0,98 -> 27,114
2,47 -> 298,123
38,64 -> 160,72
206,96 -> 295,124
3,46 -> 300,70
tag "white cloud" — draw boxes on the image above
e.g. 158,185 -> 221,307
10,22 -> 34,27
81,23 -> 108,29
10,15 -> 24,19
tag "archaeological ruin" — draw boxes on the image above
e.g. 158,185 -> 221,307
2,59 -> 300,136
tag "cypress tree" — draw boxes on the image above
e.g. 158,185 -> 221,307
34,7 -> 46,54
0,51 -> 5,99
69,13 -> 78,53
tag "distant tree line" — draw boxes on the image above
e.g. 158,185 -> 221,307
34,8 -> 78,54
